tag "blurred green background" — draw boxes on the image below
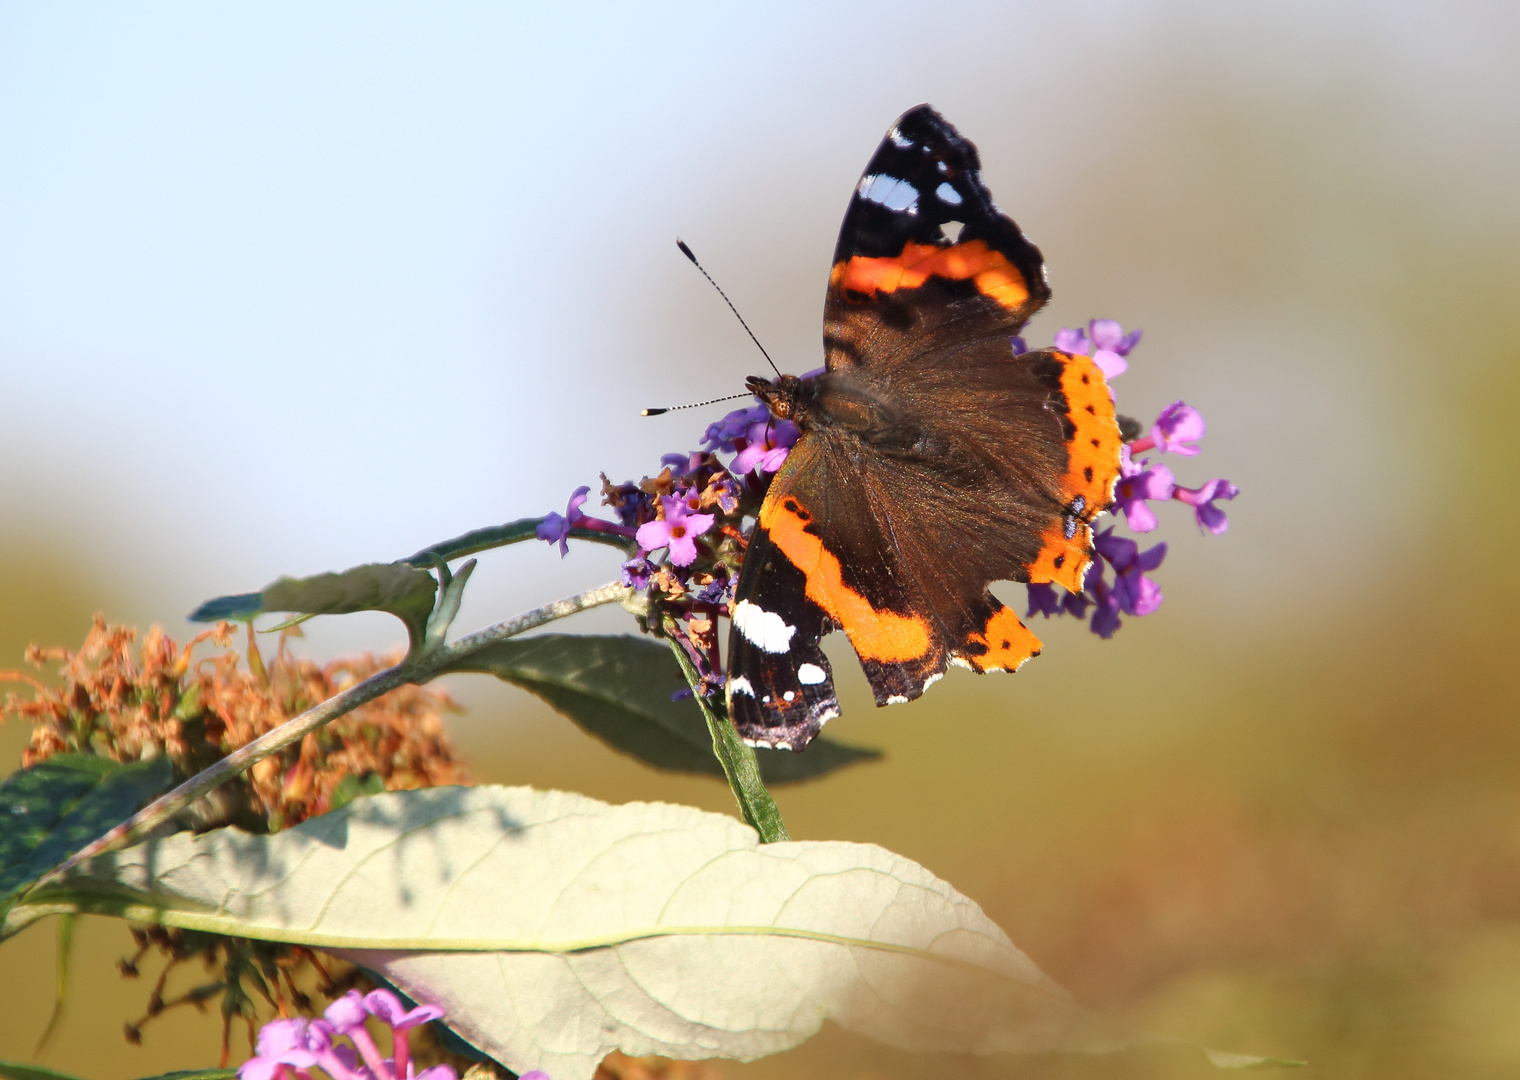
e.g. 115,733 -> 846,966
3,3 -> 1518,1077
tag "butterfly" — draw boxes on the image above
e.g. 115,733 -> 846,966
723,104 -> 1124,751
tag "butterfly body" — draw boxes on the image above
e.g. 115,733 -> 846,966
725,105 -> 1124,751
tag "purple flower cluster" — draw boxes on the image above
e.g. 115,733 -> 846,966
238,989 -> 467,1080
1027,319 -> 1238,638
536,375 -> 828,698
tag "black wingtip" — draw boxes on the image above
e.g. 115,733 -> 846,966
675,238 -> 697,264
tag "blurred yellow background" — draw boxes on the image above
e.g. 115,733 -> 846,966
3,3 -> 1518,1078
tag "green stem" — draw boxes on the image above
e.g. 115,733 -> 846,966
402,516 -> 632,567
664,636 -> 789,843
29,580 -> 631,892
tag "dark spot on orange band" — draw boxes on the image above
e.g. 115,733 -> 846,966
958,604 -> 1041,673
1024,350 -> 1123,593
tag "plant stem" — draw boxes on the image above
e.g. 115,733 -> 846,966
664,636 -> 789,843
30,580 -> 630,891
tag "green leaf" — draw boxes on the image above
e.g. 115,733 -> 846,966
0,754 -> 173,911
0,1062 -> 87,1080
441,634 -> 878,783
190,562 -> 438,649
29,786 -> 1115,1080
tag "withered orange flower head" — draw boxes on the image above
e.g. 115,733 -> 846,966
2,615 -> 468,831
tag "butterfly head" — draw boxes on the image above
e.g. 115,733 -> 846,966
746,373 -> 818,427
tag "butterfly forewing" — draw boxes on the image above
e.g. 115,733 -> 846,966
824,104 -> 1051,373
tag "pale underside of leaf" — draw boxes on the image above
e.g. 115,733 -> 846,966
34,785 -> 1124,1078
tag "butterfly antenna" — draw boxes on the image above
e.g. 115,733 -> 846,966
642,391 -> 751,418
676,238 -> 783,378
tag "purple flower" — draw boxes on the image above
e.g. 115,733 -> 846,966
1025,583 -> 1064,619
1010,334 -> 1029,355
731,416 -> 799,475
1113,446 -> 1176,533
364,988 -> 443,1030
536,485 -> 591,557
702,404 -> 770,454
621,555 -> 655,589
1090,590 -> 1122,639
661,451 -> 702,474
1086,319 -> 1140,380
635,493 -> 715,567
241,991 -> 457,1080
1175,477 -> 1239,534
1149,401 -> 1205,456
1095,529 -> 1167,617
705,473 -> 742,515
694,569 -> 732,606
238,1018 -> 320,1080
323,990 -> 368,1034
324,991 -> 390,1078
363,989 -> 443,1080
1054,326 -> 1089,354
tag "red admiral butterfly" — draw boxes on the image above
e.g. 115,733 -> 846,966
725,104 -> 1124,751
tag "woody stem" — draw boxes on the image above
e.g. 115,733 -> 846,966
663,633 -> 789,843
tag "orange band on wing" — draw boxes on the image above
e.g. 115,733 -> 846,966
761,495 -> 932,663
958,604 -> 1042,674
1026,350 -> 1123,593
831,239 -> 1031,312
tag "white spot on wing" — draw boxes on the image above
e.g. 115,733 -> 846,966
728,676 -> 755,697
935,182 -> 963,205
923,672 -> 943,689
888,127 -> 912,149
858,173 -> 919,214
796,663 -> 827,685
950,657 -> 973,670
886,694 -> 910,705
732,599 -> 797,654
783,691 -> 795,702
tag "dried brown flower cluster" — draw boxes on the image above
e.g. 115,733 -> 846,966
1,615 -> 468,831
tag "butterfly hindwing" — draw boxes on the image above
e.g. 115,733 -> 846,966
726,500 -> 841,750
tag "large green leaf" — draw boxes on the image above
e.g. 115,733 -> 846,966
441,634 -> 878,783
189,562 -> 438,647
24,786 -> 1106,1078
0,754 -> 173,912
22,787 -> 1299,1078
